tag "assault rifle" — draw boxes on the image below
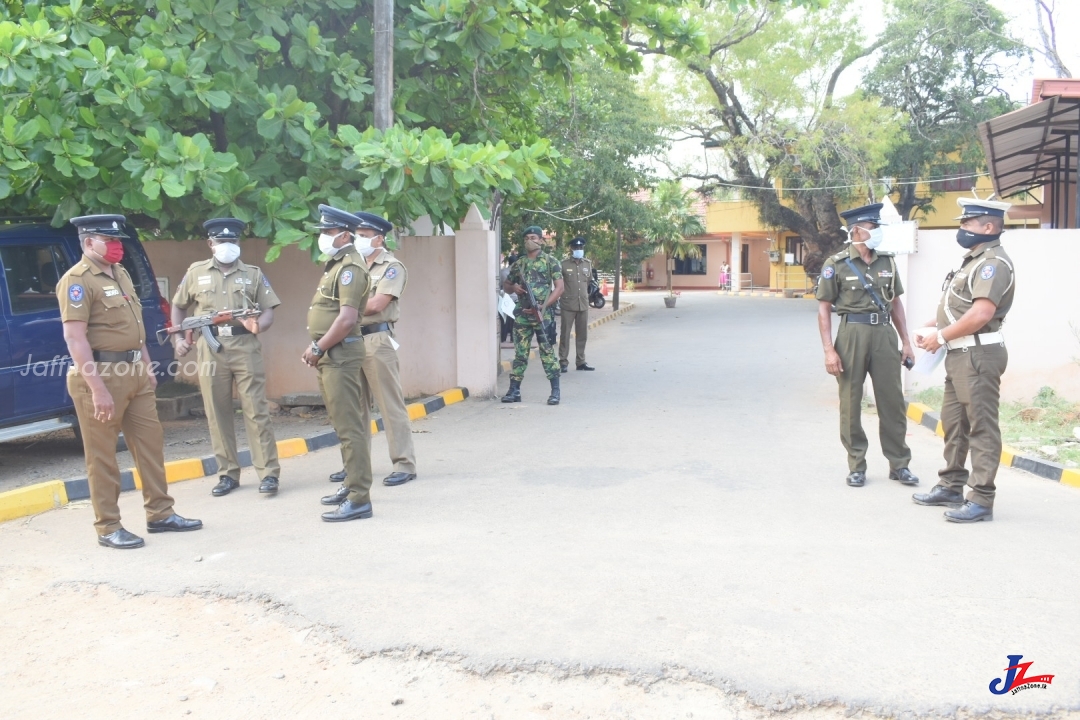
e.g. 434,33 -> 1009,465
157,306 -> 262,353
519,282 -> 556,350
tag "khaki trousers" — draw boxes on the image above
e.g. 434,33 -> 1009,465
317,339 -> 373,504
937,344 -> 1008,508
559,308 -> 588,367
68,365 -> 174,535
196,334 -> 280,481
360,332 -> 416,474
834,320 -> 911,473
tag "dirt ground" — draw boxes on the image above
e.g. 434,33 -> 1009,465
0,407 -> 335,494
0,564 -> 937,720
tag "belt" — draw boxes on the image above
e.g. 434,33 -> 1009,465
92,350 -> 142,363
209,324 -> 251,337
947,331 -> 1004,351
361,322 -> 391,336
844,313 -> 891,326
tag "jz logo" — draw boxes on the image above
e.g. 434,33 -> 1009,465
989,655 -> 1054,695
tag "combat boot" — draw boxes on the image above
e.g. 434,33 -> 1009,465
502,379 -> 521,403
547,376 -> 560,405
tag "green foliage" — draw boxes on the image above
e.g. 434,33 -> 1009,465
0,0 -> 701,255
864,0 -> 1025,220
643,180 -> 705,295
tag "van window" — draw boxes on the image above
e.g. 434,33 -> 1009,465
0,244 -> 72,314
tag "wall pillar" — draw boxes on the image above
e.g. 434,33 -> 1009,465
453,204 -> 499,398
730,232 -> 743,291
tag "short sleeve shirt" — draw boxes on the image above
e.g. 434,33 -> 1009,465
507,252 -> 561,320
307,247 -> 371,340
57,258 -> 145,352
936,240 -> 1015,332
560,257 -> 592,312
363,250 -> 407,325
816,244 -> 903,314
172,258 -> 281,317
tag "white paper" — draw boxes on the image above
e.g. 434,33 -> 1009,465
389,336 -> 400,351
912,347 -> 945,375
498,292 -> 516,320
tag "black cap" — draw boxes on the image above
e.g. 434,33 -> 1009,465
203,217 -> 246,240
839,203 -> 883,227
70,214 -> 129,238
522,225 -> 544,238
353,211 -> 393,235
569,236 -> 586,248
314,204 -> 363,231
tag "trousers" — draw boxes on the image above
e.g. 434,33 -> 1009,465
558,308 -> 588,367
360,331 -> 416,474
317,340 -> 373,504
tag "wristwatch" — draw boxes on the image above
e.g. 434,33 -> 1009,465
937,331 -> 946,348
310,341 -> 325,357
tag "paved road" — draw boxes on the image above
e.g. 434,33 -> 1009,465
2,291 -> 1077,716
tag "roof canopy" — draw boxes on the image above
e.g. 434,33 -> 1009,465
979,95 -> 1080,198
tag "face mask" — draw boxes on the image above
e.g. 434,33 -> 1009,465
850,226 -> 883,250
318,231 -> 348,257
93,239 -> 124,264
956,228 -> 1000,249
213,242 -> 241,264
355,233 -> 379,257
572,249 -> 584,259
524,238 -> 541,252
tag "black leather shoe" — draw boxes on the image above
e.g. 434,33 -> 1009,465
259,476 -> 279,494
846,471 -> 866,487
329,469 -> 346,482
559,364 -> 568,374
147,514 -> 203,533
912,486 -> 964,507
383,472 -> 416,486
889,468 -> 919,485
945,501 -> 993,523
98,528 -> 145,549
211,475 -> 239,496
576,363 -> 595,371
321,499 -> 373,522
320,485 -> 349,505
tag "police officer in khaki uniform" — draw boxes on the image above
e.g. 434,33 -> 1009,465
559,236 -> 595,373
302,205 -> 375,522
57,214 -> 202,549
323,212 -> 416,505
912,197 -> 1015,523
816,203 -> 918,488
172,218 -> 283,497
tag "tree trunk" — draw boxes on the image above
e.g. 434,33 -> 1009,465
666,251 -> 673,295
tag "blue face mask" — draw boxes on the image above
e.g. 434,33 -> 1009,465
572,249 -> 584,259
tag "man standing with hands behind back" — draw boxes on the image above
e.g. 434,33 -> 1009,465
816,203 -> 918,490
912,196 -> 1015,524
559,236 -> 595,373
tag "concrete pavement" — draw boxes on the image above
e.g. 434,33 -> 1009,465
1,290 -> 1077,716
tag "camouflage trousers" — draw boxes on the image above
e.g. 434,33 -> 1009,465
510,320 -> 559,381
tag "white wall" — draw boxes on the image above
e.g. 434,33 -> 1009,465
903,229 -> 1080,402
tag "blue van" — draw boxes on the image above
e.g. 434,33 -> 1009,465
0,219 -> 175,443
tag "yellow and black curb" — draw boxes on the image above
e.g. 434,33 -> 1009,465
0,387 -> 470,524
499,302 -> 636,374
906,401 -> 1080,489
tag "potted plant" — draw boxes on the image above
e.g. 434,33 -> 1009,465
645,181 -> 706,309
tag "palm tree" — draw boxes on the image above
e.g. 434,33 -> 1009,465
645,181 -> 706,297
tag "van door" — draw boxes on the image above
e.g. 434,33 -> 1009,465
0,242 -> 74,423
0,285 -> 12,423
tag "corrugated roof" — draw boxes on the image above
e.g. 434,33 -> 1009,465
979,95 -> 1080,198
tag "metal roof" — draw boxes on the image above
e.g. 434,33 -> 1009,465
979,95 -> 1080,198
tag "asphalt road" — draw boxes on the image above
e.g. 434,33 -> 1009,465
2,291 -> 1077,716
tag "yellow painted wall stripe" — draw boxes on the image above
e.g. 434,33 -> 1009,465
165,458 -> 206,484
277,437 -> 308,458
1062,469 -> 1080,488
0,481 -> 68,523
407,403 -> 427,420
439,388 -> 465,405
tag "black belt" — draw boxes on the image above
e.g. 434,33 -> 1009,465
209,324 -> 251,337
93,350 -> 142,362
361,322 -> 391,336
844,313 -> 891,326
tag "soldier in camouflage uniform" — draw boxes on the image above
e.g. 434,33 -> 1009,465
501,226 -> 565,405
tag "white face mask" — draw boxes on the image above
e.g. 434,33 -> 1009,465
318,231 -> 349,257
572,249 -> 584,259
849,226 -> 884,250
355,233 -> 378,257
212,242 -> 241,264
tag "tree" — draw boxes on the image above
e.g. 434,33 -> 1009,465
1032,0 -> 1072,79
631,0 -> 905,273
644,180 -> 705,297
864,0 -> 1024,220
0,0 -> 704,257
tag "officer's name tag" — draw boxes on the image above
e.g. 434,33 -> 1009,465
235,277 -> 252,284
878,271 -> 893,278
844,276 -> 857,281
198,276 -> 212,285
103,286 -> 120,297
